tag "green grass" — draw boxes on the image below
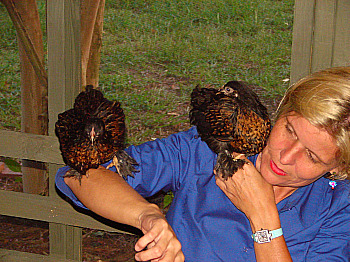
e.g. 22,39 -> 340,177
0,4 -> 21,130
102,0 -> 293,87
0,0 -> 294,144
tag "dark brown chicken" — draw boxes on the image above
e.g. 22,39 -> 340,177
55,85 -> 138,182
189,81 -> 271,179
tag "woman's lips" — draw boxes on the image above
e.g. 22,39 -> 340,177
270,160 -> 287,176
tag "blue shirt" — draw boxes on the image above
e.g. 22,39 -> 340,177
56,127 -> 350,261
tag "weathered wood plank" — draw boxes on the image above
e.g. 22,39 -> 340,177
47,0 -> 83,259
290,0 -> 316,84
0,248 -> 77,262
290,0 -> 350,84
332,0 -> 350,67
49,224 -> 82,260
311,0 -> 336,72
0,190 -> 132,234
47,0 -> 82,134
0,130 -> 63,165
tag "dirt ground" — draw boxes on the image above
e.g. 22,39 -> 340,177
0,86 -> 281,262
0,173 -> 164,262
0,213 -> 139,261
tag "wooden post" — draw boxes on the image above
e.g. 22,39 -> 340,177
1,0 -> 48,195
84,0 -> 105,87
47,0 -> 82,260
290,0 -> 350,84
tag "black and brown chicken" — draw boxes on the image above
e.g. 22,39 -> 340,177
189,81 -> 271,179
55,85 -> 138,182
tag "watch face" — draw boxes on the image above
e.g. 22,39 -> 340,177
256,230 -> 272,243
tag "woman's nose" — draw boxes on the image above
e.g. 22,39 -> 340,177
280,140 -> 301,165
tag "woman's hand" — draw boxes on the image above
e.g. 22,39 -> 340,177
135,210 -> 185,262
214,154 -> 276,227
66,166 -> 184,262
215,155 -> 293,261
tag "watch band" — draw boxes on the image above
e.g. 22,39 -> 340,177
252,228 -> 283,244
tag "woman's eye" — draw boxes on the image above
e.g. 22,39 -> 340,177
306,149 -> 317,163
285,124 -> 293,134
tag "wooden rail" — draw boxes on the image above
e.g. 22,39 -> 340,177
0,130 -> 62,164
1,0 -> 350,261
0,189 -> 132,233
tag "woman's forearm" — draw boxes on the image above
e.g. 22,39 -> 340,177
249,207 -> 293,262
214,154 -> 293,262
64,166 -> 161,230
65,166 -> 185,261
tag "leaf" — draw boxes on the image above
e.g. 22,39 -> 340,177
163,191 -> 174,209
91,230 -> 105,237
4,158 -> 22,172
14,177 -> 22,183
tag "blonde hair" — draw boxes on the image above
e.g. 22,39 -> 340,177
276,67 -> 350,180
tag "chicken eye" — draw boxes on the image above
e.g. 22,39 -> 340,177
222,87 -> 238,96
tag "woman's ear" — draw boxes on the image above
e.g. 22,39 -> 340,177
329,165 -> 343,179
329,167 -> 339,174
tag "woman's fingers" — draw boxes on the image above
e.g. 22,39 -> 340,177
135,214 -> 184,261
135,235 -> 183,262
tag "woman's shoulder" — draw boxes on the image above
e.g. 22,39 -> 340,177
314,177 -> 350,213
135,126 -> 199,146
325,178 -> 350,197
330,179 -> 350,206
161,126 -> 200,143
132,126 -> 210,154
315,177 -> 350,198
282,177 -> 350,217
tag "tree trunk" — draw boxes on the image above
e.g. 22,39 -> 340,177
1,0 -> 47,194
81,0 -> 105,89
1,0 -> 105,194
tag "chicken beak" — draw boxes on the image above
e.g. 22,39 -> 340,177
90,127 -> 96,145
216,87 -> 224,95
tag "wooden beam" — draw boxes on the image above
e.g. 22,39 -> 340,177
47,0 -> 82,134
47,0 -> 83,258
49,224 -> 82,261
0,190 -> 134,234
0,130 -> 63,164
311,0 -> 337,72
333,0 -> 350,67
290,0 -> 350,84
290,0 -> 316,84
0,0 -> 48,89
0,249 -> 77,262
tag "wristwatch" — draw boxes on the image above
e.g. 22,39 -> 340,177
252,228 -> 283,244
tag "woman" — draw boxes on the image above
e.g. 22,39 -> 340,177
56,67 -> 350,261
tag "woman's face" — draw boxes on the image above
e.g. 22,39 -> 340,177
258,112 -> 339,188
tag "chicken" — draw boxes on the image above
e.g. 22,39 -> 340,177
189,81 -> 271,179
55,85 -> 138,182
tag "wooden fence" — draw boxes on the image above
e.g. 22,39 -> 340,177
0,1 -> 128,261
290,0 -> 350,84
0,0 -> 349,261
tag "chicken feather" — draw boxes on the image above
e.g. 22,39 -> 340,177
55,85 -> 138,182
190,81 -> 271,179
